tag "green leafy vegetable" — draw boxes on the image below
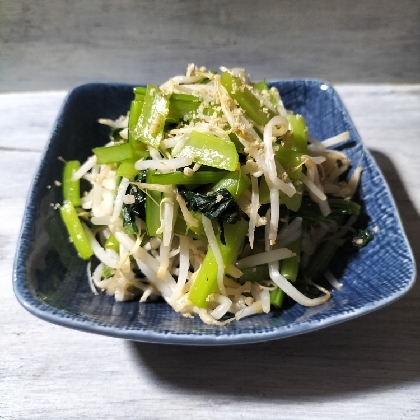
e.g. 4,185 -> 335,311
178,187 -> 241,225
352,229 -> 374,248
220,71 -> 276,126
104,234 -> 120,252
93,143 -> 134,165
172,130 -> 239,171
188,219 -> 249,308
270,287 -> 284,308
59,201 -> 93,260
149,170 -> 226,186
297,196 -> 360,223
121,171 -> 147,234
63,160 -> 81,207
145,169 -> 163,237
132,84 -> 170,148
103,266 -> 115,279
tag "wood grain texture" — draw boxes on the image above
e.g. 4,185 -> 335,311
1,86 -> 420,419
1,0 -> 420,92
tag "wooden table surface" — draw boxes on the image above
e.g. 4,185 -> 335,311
1,85 -> 419,419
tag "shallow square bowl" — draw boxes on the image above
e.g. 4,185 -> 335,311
13,80 -> 416,345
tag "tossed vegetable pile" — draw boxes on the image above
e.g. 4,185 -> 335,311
59,65 -> 364,325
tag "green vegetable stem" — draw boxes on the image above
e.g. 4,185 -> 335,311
62,160 -> 81,207
210,167 -> 251,198
280,236 -> 302,282
105,233 -> 120,253
128,99 -> 144,145
133,87 -> 201,124
150,170 -> 226,186
93,143 -> 134,165
220,71 -> 276,126
188,219 -> 248,308
59,201 -> 93,260
173,130 -> 239,171
145,169 -> 162,237
269,287 -> 284,308
132,85 -> 170,148
285,114 -> 308,154
117,160 -> 140,180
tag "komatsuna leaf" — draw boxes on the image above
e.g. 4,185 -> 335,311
178,187 -> 241,225
122,170 -> 147,234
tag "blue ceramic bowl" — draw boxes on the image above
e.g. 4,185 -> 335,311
13,80 -> 415,345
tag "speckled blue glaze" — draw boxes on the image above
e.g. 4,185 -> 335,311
13,81 -> 415,345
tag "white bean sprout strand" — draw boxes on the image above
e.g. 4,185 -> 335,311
169,236 -> 190,305
265,209 -> 331,307
248,175 -> 260,249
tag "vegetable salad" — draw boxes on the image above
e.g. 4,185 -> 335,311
60,65 -> 363,325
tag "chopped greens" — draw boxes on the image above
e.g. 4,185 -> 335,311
122,171 -> 147,234
172,130 -> 239,171
132,85 -> 169,147
178,187 -> 241,225
352,229 -> 374,248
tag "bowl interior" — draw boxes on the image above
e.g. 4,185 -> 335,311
13,80 -> 415,345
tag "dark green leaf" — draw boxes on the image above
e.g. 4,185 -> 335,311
178,187 -> 241,225
110,127 -> 124,142
352,229 -> 374,248
297,196 -> 360,224
122,206 -> 138,235
122,170 -> 147,234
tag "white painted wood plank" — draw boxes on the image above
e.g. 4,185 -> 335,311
0,91 -> 66,151
335,85 -> 420,209
1,86 -> 419,419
